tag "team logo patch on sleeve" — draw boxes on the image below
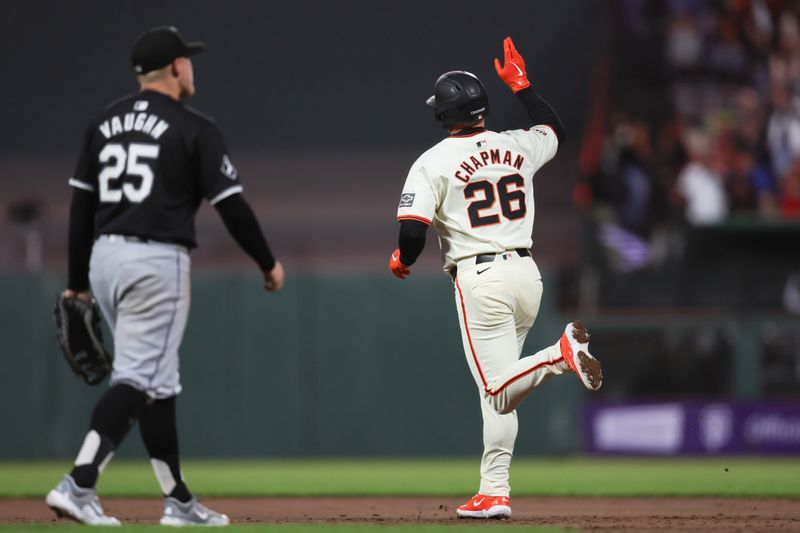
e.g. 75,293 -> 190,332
399,193 -> 415,208
221,155 -> 238,180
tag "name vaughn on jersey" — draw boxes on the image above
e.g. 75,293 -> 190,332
454,148 -> 524,183
97,104 -> 169,140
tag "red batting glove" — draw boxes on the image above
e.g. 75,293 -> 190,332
389,248 -> 411,279
494,36 -> 531,93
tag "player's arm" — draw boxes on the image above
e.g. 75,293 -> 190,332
198,123 -> 283,291
399,220 -> 428,265
515,89 -> 565,143
67,188 -> 98,298
390,219 -> 429,279
213,195 -> 283,291
65,124 -> 98,301
390,165 -> 437,280
494,36 -> 565,143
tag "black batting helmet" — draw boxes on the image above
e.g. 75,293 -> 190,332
426,71 -> 489,128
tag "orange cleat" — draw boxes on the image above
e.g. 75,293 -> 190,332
456,493 -> 511,519
559,320 -> 603,391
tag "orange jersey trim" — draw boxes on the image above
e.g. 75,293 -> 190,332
397,215 -> 432,225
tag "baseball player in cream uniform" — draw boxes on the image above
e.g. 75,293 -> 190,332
389,37 -> 603,519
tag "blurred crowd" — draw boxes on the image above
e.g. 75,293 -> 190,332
581,0 -> 800,272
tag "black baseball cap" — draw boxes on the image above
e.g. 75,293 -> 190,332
131,26 -> 205,74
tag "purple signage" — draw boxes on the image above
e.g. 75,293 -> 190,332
584,401 -> 800,455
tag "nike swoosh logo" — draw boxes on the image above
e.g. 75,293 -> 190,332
473,498 -> 485,506
195,510 -> 209,520
391,253 -> 399,262
477,268 -> 491,275
512,62 -> 523,76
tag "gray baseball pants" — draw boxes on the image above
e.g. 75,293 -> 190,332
89,234 -> 190,399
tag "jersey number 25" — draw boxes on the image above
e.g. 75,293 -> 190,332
464,174 -> 527,228
98,143 -> 160,203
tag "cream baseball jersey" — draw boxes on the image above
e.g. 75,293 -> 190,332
396,125 -> 558,270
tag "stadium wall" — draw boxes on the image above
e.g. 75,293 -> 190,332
1,272 -> 580,458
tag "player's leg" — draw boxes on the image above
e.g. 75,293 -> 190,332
483,259 -> 591,413
454,271 -> 519,519
110,241 -> 190,398
479,397 -> 518,496
69,385 -> 146,488
140,396 -> 190,502
46,385 -> 145,525
131,243 -> 191,502
497,320 -> 603,399
485,344 -> 568,414
457,396 -> 516,519
510,258 -> 603,393
119,242 -> 228,526
71,239 -> 150,488
46,239 -> 142,525
456,266 -> 567,415
513,264 -> 539,357
139,396 -> 229,526
454,270 -> 520,388
499,320 -> 602,403
475,273 -> 567,413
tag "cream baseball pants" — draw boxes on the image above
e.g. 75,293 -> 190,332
453,252 -> 569,497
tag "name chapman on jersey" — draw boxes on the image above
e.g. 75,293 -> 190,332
97,112 -> 169,141
454,149 -> 524,183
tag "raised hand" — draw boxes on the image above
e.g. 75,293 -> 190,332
494,37 -> 531,93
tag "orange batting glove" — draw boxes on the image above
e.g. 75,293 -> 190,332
494,36 -> 531,93
389,248 -> 411,279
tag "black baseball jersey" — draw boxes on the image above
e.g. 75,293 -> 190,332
69,90 -> 242,248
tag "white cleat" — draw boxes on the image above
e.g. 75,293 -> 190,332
45,474 -> 121,526
160,496 -> 230,527
559,320 -> 603,391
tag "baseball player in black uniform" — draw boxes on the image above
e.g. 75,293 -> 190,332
45,26 -> 283,526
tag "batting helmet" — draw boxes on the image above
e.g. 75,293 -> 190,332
426,71 -> 489,128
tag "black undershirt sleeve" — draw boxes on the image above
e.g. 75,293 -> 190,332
214,193 -> 276,272
398,219 -> 429,266
515,87 -> 566,143
67,187 -> 98,292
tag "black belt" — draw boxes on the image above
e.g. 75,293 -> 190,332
449,249 -> 530,280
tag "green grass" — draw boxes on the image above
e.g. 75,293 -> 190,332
1,457 -> 799,498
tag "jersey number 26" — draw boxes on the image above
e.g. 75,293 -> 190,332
98,143 -> 160,203
464,174 -> 526,228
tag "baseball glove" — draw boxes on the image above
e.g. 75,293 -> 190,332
53,294 -> 113,385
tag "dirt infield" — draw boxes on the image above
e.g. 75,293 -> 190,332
2,496 -> 799,530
